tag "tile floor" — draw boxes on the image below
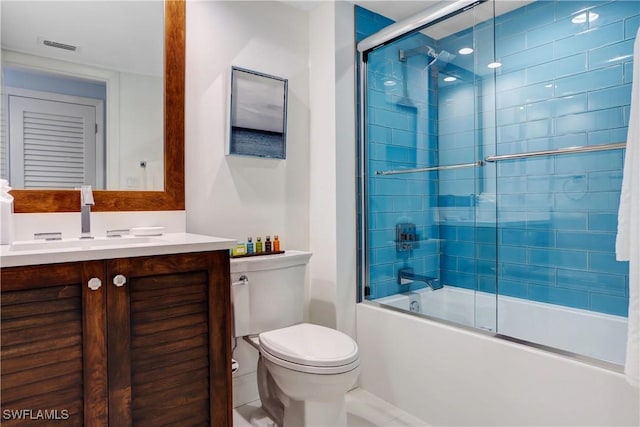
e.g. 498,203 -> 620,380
233,388 -> 429,427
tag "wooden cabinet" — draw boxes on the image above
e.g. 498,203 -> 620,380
1,251 -> 231,427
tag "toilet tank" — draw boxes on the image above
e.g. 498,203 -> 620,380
231,250 -> 312,337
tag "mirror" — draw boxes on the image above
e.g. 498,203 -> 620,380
3,0 -> 184,212
1,0 -> 164,191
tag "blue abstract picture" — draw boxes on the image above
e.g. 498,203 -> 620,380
229,67 -> 288,159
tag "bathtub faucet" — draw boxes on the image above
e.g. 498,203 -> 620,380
398,267 -> 443,290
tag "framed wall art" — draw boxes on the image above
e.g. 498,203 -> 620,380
227,67 -> 288,159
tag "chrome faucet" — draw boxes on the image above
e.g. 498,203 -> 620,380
398,267 -> 443,290
80,185 -> 94,239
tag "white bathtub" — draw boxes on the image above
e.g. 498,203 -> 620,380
357,293 -> 639,426
375,286 -> 628,365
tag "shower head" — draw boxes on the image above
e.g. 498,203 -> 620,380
398,45 -> 456,67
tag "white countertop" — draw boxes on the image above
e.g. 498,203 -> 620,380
0,233 -> 237,267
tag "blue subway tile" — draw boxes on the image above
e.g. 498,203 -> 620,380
497,279 -> 528,298
498,245 -> 527,263
441,255 -> 458,271
590,1 -> 640,29
554,22 -> 624,59
625,15 -> 640,40
589,38 -> 635,70
588,83 -> 632,110
458,257 -> 476,272
555,65 -> 623,96
497,81 -> 555,109
588,212 -> 618,232
527,17 -> 588,49
555,107 -> 625,135
557,268 -> 627,296
590,253 -> 629,275
531,212 -> 588,231
498,119 -> 553,143
555,150 -> 623,173
442,241 -> 475,258
556,231 -> 616,252
527,174 -> 587,193
441,270 -> 477,290
501,43 -> 555,73
526,54 -> 587,85
529,248 -> 588,270
478,276 -> 497,294
369,124 -> 391,143
457,226 -> 475,242
528,284 -> 590,310
590,293 -> 629,317
554,1 -> 597,21
391,129 -> 417,148
477,244 -> 497,260
502,228 -> 555,247
527,94 -> 588,121
527,133 -> 588,152
589,170 -> 622,192
555,191 -> 619,211
501,263 -> 556,285
588,127 -> 629,145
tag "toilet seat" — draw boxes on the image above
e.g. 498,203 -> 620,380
259,323 -> 360,375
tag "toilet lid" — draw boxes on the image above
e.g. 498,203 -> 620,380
259,323 -> 359,369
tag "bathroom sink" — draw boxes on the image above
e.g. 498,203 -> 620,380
9,236 -> 165,252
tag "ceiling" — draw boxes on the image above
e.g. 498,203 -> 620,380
1,1 -> 164,76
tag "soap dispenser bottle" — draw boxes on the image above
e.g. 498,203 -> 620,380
0,179 -> 14,245
265,236 -> 272,252
246,237 -> 254,254
256,237 -> 263,253
273,235 -> 280,252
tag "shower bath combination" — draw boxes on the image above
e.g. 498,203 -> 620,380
356,0 -> 637,423
357,0 -> 631,368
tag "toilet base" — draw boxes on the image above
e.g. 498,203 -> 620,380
250,407 -> 277,427
282,397 -> 347,427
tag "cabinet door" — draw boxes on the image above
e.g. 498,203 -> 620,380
0,262 -> 108,426
106,251 -> 231,427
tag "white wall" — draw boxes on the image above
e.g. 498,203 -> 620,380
308,0 -> 357,339
184,0 -> 311,408
358,303 -> 640,426
185,0 -> 309,252
118,73 -> 163,190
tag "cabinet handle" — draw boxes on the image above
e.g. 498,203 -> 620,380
113,274 -> 127,287
88,277 -> 102,291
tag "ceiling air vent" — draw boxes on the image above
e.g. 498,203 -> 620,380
42,39 -> 77,52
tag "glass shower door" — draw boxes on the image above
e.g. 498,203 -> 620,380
362,0 -> 499,332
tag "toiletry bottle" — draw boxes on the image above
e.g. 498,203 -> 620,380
273,235 -> 280,252
0,179 -> 14,245
232,241 -> 246,256
246,237 -> 254,254
256,237 -> 263,253
265,236 -> 272,252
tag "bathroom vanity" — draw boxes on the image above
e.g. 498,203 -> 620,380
0,234 -> 235,426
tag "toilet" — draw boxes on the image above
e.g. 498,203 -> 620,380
231,250 -> 360,427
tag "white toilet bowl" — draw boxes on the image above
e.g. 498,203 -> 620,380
256,323 -> 360,427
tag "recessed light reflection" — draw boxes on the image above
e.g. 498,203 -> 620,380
383,80 -> 397,87
571,11 -> 599,24
443,76 -> 457,82
487,62 -> 502,69
458,47 -> 474,55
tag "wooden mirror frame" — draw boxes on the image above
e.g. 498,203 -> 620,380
11,0 -> 185,213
